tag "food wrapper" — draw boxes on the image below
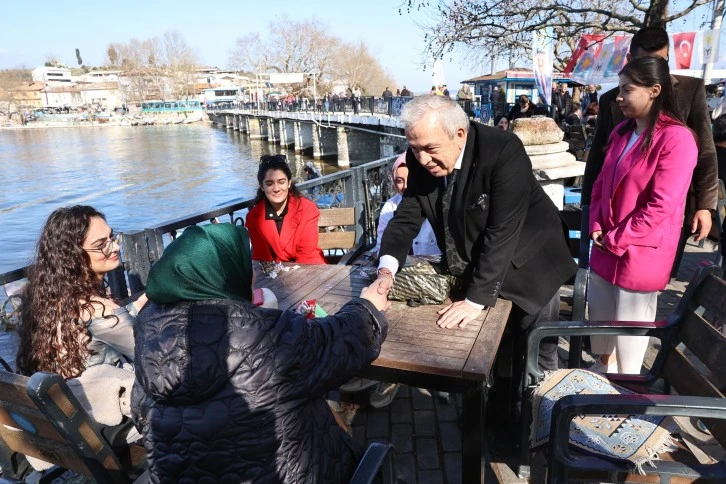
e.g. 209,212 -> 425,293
295,299 -> 327,319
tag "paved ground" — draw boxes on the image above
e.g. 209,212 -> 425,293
332,239 -> 723,484
1,241 -> 722,483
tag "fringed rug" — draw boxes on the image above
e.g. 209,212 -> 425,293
530,368 -> 676,472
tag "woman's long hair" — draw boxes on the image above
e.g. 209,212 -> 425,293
252,155 -> 302,205
17,206 -> 108,379
618,56 -> 686,152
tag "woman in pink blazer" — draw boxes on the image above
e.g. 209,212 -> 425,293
588,56 -> 698,374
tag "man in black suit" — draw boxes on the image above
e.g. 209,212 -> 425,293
375,95 -> 577,370
582,26 -> 718,248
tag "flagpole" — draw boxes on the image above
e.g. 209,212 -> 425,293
703,0 -> 724,85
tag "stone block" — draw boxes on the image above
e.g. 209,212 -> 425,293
391,398 -> 412,423
443,453 -> 462,484
391,423 -> 414,453
512,117 -> 564,145
366,409 -> 389,439
529,151 -> 577,170
439,422 -> 461,452
415,438 -> 440,469
524,141 -> 570,156
414,410 -> 436,436
411,387 -> 434,410
395,453 -> 417,484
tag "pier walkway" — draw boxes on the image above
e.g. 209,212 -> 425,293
1,241 -> 721,483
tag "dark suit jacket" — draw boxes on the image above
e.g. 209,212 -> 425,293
582,75 -> 718,211
379,122 -> 577,314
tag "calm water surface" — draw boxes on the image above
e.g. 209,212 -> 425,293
0,124 -> 339,273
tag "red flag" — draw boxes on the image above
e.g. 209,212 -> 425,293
672,32 -> 696,69
564,34 -> 608,74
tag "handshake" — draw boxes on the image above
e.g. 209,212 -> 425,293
359,268 -> 393,312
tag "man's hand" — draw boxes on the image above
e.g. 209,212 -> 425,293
436,300 -> 483,329
360,275 -> 392,312
690,209 -> 712,242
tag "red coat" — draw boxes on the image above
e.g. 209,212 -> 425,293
246,195 -> 326,264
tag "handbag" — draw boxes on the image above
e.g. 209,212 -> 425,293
385,256 -> 462,306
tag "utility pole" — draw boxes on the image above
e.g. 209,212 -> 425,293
703,0 -> 724,85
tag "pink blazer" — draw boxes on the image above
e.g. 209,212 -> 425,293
589,115 -> 697,291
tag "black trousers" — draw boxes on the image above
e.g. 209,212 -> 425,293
512,291 -> 561,372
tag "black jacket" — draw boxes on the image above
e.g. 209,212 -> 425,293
132,298 -> 387,483
380,122 -> 577,314
582,75 -> 718,211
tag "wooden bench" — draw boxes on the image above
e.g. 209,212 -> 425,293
522,261 -> 726,482
0,370 -> 146,483
318,207 -> 365,264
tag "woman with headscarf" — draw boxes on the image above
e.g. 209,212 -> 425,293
132,223 -> 390,483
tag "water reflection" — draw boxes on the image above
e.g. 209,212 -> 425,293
0,124 -> 339,272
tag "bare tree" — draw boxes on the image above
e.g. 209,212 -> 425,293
229,16 -> 393,95
106,31 -> 199,102
0,68 -> 33,124
403,0 -> 710,71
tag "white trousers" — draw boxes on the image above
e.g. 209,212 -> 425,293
588,272 -> 658,374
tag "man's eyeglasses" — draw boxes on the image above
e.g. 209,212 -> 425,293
84,232 -> 119,258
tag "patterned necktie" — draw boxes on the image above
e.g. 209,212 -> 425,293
441,169 -> 467,276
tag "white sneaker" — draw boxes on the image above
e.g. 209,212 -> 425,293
369,383 -> 400,408
340,377 -> 379,393
588,360 -> 618,374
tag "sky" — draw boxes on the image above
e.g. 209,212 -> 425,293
0,0 -> 484,93
0,0 -> 720,93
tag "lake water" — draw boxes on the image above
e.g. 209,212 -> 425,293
0,123 -> 341,273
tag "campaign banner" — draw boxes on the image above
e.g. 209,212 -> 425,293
701,29 -> 720,64
564,34 -> 608,74
532,29 -> 553,106
602,36 -> 632,82
671,32 -> 697,69
588,41 -> 615,85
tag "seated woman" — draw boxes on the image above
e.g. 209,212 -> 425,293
17,205 -> 146,379
132,223 -> 390,482
375,153 -> 440,256
246,155 -> 326,264
493,114 -> 509,130
507,94 -> 537,121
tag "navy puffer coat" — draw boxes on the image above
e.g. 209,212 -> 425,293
131,298 -> 387,483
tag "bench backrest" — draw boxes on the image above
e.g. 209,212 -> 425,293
318,208 -> 356,250
662,264 -> 726,449
0,371 -> 126,483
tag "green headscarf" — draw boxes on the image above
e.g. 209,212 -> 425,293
146,223 -> 253,304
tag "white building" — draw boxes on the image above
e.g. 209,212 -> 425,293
32,66 -> 72,84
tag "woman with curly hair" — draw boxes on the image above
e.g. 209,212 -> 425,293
17,205 -> 147,379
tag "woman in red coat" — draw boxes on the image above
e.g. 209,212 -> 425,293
246,155 -> 326,264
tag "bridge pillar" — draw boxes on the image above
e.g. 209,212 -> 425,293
225,114 -> 232,129
248,117 -> 268,140
294,121 -> 313,155
338,128 -> 384,166
279,120 -> 294,147
232,115 -> 239,131
379,126 -> 406,158
267,118 -> 279,144
336,127 -> 350,168
312,124 -> 337,160
237,115 -> 247,133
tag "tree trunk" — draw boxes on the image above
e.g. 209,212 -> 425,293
643,0 -> 669,27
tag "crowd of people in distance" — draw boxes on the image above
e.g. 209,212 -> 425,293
11,25 -> 722,483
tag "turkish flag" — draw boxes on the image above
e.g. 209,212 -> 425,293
672,32 -> 696,69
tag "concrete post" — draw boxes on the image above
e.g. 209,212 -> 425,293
267,118 -> 278,144
279,119 -> 294,147
294,121 -> 313,154
312,124 -> 337,160
248,117 -> 267,139
336,127 -> 350,168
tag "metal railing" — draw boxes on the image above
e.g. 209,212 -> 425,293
207,96 -> 494,122
0,155 -> 399,300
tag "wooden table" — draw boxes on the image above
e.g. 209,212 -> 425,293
253,263 -> 512,483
